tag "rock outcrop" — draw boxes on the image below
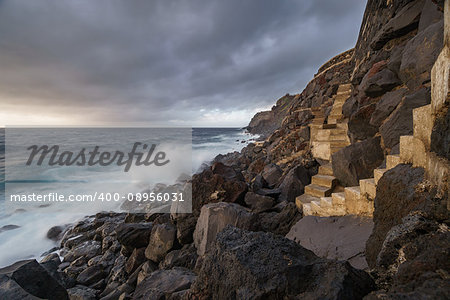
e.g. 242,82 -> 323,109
190,226 -> 375,299
286,215 -> 374,270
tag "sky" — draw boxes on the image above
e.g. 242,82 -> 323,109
0,0 -> 367,127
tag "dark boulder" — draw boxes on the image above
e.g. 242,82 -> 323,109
125,248 -> 146,274
63,240 -> 102,263
278,165 -> 310,202
332,137 -> 384,187
342,96 -> 358,119
261,163 -> 283,188
76,264 -> 105,286
418,0 -> 443,32
159,244 -> 198,270
257,201 -> 300,236
132,267 -> 196,300
370,87 -> 408,127
115,223 -> 153,249
348,103 -> 379,141
192,166 -> 248,209
244,192 -> 274,213
174,213 -> 197,245
190,226 -> 375,299
286,215 -> 374,270
67,285 -> 98,300
145,223 -> 176,262
399,19 -> 444,89
0,259 -> 68,300
47,225 -> 66,241
380,87 -> 431,149
366,213 -> 450,299
193,202 -> 255,256
360,67 -> 402,98
366,164 -> 430,268
431,104 -> 450,159
370,0 -> 425,50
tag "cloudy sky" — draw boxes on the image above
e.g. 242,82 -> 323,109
0,0 -> 366,127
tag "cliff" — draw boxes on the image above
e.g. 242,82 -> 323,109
1,1 -> 448,299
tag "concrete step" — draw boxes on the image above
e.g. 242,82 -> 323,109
318,164 -> 333,176
413,104 -> 432,149
336,122 -> 348,130
360,178 -> 376,200
328,118 -> 337,125
330,146 -> 344,155
312,141 -> 333,161
337,90 -> 351,96
329,134 -> 349,142
313,129 -> 347,142
312,118 -> 325,124
344,186 -> 362,215
329,140 -> 350,147
295,194 -> 319,211
373,168 -> 387,185
331,192 -> 346,206
320,197 -> 333,207
302,203 -> 313,216
326,205 -> 347,216
312,174 -> 337,188
345,186 -> 374,216
305,184 -> 332,198
309,200 -> 323,215
314,199 -> 347,217
400,135 -> 415,164
386,154 -> 402,170
322,124 -> 337,129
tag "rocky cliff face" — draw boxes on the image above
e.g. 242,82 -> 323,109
246,94 -> 295,137
1,1 -> 448,299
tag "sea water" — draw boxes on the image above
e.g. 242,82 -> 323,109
0,127 -> 257,267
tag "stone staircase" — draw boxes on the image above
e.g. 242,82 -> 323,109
297,31 -> 450,216
296,84 -> 353,216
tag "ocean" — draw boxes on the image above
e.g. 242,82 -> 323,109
0,127 -> 257,267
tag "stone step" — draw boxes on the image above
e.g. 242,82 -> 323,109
329,140 -> 350,147
322,124 -> 337,129
344,186 -> 361,215
326,205 -> 347,216
330,103 -> 344,110
329,133 -> 349,141
386,154 -> 402,170
313,129 -> 347,142
320,197 -> 333,207
334,96 -> 349,102
318,164 -> 333,176
336,122 -> 348,130
338,83 -> 352,90
331,192 -> 346,206
309,200 -> 323,215
312,199 -> 347,217
295,194 -> 319,211
400,135 -> 415,164
312,175 -> 337,188
328,118 -> 337,125
360,178 -> 376,200
373,168 -> 387,185
330,146 -> 344,155
305,184 -> 332,198
413,104 -> 432,149
312,118 -> 325,124
302,203 -> 313,216
336,90 -> 351,96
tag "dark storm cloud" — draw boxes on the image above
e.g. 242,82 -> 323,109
0,0 -> 366,126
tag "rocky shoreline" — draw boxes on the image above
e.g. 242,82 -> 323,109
1,0 -> 449,299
